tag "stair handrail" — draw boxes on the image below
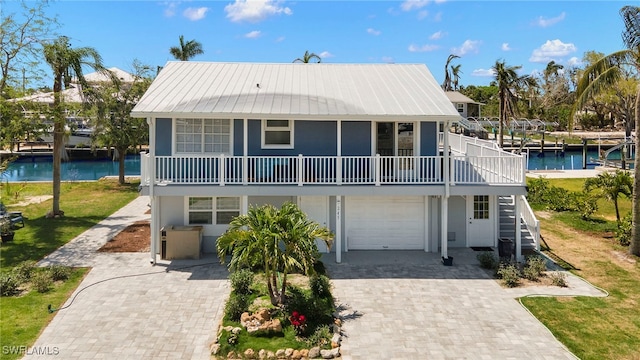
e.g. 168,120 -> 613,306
520,195 -> 540,251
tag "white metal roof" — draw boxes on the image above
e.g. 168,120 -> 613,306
83,67 -> 136,83
131,62 -> 460,120
445,91 -> 483,105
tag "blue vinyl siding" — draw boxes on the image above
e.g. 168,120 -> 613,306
341,121 -> 371,156
247,120 -> 337,156
156,118 -> 172,156
233,119 -> 243,155
420,122 -> 437,156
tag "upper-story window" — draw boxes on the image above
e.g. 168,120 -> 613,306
456,103 -> 464,113
262,119 -> 293,149
176,118 -> 230,154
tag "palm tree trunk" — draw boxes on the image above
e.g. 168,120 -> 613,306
51,74 -> 63,216
630,87 -> 640,256
118,146 -> 126,185
279,273 -> 288,305
268,272 -> 279,306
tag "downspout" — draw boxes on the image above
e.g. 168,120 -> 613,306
148,117 -> 157,265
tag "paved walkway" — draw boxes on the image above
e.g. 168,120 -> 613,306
26,196 -> 606,359
30,196 -> 230,360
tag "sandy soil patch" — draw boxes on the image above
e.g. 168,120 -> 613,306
98,221 -> 150,253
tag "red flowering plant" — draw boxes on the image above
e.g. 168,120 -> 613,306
289,311 -> 307,335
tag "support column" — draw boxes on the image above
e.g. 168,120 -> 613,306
148,117 -> 157,265
150,196 -> 158,264
241,196 -> 248,215
515,195 -> 522,262
441,195 -> 448,259
335,196 -> 342,263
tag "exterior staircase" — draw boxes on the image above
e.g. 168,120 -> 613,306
498,195 -> 537,251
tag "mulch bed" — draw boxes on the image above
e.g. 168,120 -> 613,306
98,221 -> 150,253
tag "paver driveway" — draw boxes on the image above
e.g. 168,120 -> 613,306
24,196 -> 603,359
323,251 -> 603,360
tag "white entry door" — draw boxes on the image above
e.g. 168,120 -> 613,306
466,195 -> 494,247
298,196 -> 330,253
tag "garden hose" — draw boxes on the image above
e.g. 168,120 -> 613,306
47,262 -> 219,313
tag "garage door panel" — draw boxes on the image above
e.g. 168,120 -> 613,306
346,197 -> 424,250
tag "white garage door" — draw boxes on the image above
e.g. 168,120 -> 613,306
346,196 -> 424,250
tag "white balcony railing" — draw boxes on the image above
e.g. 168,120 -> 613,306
141,153 -> 525,186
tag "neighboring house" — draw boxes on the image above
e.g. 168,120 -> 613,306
445,91 -> 482,118
132,62 -> 539,264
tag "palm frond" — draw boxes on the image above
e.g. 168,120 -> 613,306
621,6 -> 640,50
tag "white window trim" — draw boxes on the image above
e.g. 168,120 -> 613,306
261,119 -> 294,149
172,118 -> 234,156
185,196 -> 241,225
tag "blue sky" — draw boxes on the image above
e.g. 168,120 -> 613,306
4,0 -> 631,87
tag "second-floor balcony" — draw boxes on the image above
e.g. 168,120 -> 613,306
140,153 -> 525,187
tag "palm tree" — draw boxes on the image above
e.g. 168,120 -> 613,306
451,64 -> 462,91
584,170 -> 633,225
217,203 -> 333,306
441,54 -> 459,91
574,6 -> 640,256
492,60 -> 528,148
169,35 -> 204,61
43,36 -> 104,217
293,50 -> 321,63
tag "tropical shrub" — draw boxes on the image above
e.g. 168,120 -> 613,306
309,274 -> 332,299
477,251 -> 499,270
523,255 -> 547,281
229,268 -> 254,295
48,265 -> 72,281
224,293 -> 249,321
549,272 -> 568,287
497,263 -> 520,287
616,212 -> 632,246
13,260 -> 37,282
0,272 -> 20,296
31,271 -> 52,293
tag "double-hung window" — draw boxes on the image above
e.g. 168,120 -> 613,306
262,119 -> 293,148
176,118 -> 230,154
187,197 -> 240,225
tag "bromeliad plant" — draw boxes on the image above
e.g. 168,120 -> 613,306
217,202 -> 334,307
289,311 -> 307,335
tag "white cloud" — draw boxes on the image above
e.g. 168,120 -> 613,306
567,56 -> 582,66
275,36 -> 285,43
225,0 -> 292,23
472,68 -> 495,77
183,7 -> 209,21
382,56 -> 395,63
244,30 -> 261,39
401,0 -> 429,11
163,1 -> 179,17
319,51 -> 334,59
501,43 -> 511,51
367,28 -> 381,36
452,39 -> 480,56
529,39 -> 577,63
408,43 -> 439,52
535,12 -> 566,28
433,11 -> 442,22
417,10 -> 428,20
429,31 -> 444,40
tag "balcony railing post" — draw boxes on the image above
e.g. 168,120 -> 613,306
337,156 -> 342,185
220,154 -> 225,186
298,154 -> 303,186
375,154 -> 381,186
242,156 -> 248,185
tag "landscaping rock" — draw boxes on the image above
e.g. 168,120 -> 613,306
285,348 -> 294,357
258,349 -> 267,359
223,325 -> 235,332
227,350 -> 236,359
308,347 -> 321,359
320,348 -> 340,359
241,312 -> 252,324
210,343 -> 220,355
255,308 -> 270,322
275,349 -> 286,358
299,349 -> 309,358
331,333 -> 341,345
291,349 -> 302,359
244,348 -> 257,359
267,350 -> 276,359
331,324 -> 340,334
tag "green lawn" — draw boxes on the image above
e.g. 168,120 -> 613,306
522,177 -> 640,359
0,180 -> 140,359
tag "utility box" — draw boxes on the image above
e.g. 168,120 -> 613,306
161,225 -> 203,260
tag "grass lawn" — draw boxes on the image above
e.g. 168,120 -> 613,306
522,177 -> 640,360
1,180 -> 140,268
0,179 -> 140,359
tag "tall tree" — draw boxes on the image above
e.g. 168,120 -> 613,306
217,203 -> 333,306
89,61 -> 153,184
574,6 -> 640,256
492,60 -> 528,147
441,54 -> 459,91
0,0 -> 58,96
43,36 -> 104,217
169,35 -> 204,61
293,50 -> 321,63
